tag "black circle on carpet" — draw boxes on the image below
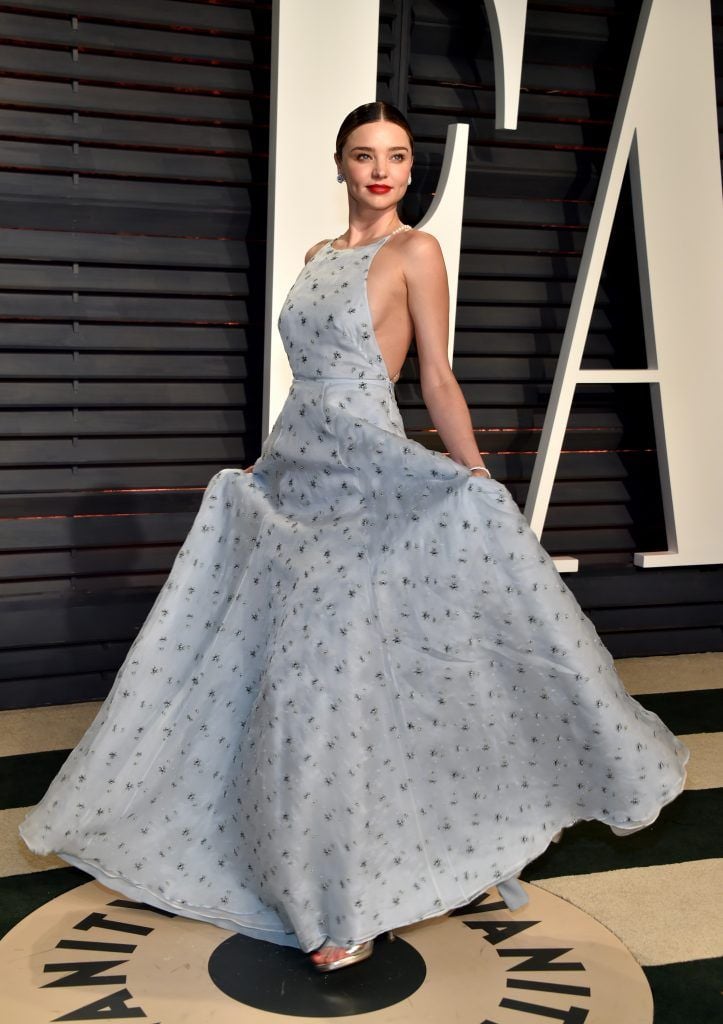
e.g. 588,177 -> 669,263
208,932 -> 426,1017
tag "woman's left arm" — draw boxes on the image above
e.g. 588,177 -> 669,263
404,232 -> 490,475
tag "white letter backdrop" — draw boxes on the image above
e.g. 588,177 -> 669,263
264,0 -> 723,571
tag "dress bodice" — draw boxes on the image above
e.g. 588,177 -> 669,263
277,234 -> 399,384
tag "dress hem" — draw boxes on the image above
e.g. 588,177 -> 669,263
26,753 -> 688,955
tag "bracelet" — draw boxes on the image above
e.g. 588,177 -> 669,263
467,464 -> 492,478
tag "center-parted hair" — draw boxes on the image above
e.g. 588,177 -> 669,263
335,102 -> 414,160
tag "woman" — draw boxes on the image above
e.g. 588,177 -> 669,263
20,102 -> 689,976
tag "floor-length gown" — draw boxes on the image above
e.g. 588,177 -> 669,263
20,231 -> 689,953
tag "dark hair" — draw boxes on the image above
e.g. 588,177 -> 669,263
335,101 -> 414,160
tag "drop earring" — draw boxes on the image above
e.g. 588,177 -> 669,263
407,174 -> 412,185
336,173 -> 345,183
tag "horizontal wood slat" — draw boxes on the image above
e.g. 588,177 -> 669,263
0,462 -> 234,493
0,44 -> 261,92
0,409 -> 245,436
0,175 -> 256,215
0,512 -> 194,550
0,11 -> 257,61
407,81 -> 617,124
0,673 -> 118,708
0,138 -> 253,180
408,48 -> 630,97
0,640 -> 131,682
0,229 -> 250,266
0,545 -> 178,580
0,75 -> 256,121
0,0 -> 263,32
0,435 -> 244,465
0,381 -> 249,407
0,488 -> 204,517
0,264 -> 246,294
0,295 -> 248,320
0,199 -> 255,239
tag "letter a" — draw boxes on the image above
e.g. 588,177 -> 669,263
524,0 -> 723,570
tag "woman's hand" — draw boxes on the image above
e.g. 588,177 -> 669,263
469,466 -> 492,479
242,465 -> 254,474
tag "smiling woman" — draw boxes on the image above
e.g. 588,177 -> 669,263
323,104 -> 470,426
19,100 -> 689,982
331,105 -> 414,245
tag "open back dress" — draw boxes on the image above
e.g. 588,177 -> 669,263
20,230 -> 689,952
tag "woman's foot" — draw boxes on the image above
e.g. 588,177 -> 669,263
311,939 -> 374,972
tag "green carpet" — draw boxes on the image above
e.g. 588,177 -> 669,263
644,958 -> 723,1024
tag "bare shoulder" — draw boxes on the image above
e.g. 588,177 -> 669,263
396,228 -> 443,265
304,238 -> 332,264
399,228 -> 440,252
396,229 -> 445,277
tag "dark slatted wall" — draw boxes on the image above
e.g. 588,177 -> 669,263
379,0 -> 723,658
0,1 -> 271,708
1,1 -> 721,710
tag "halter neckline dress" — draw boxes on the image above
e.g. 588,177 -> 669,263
20,229 -> 689,952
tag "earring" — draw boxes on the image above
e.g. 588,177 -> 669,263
407,174 -> 412,184
336,173 -> 345,183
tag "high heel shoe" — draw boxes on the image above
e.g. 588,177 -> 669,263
311,929 -> 395,973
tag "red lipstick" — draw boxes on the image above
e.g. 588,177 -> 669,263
367,185 -> 392,193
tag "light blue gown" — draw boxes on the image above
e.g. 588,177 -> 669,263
20,232 -> 689,952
